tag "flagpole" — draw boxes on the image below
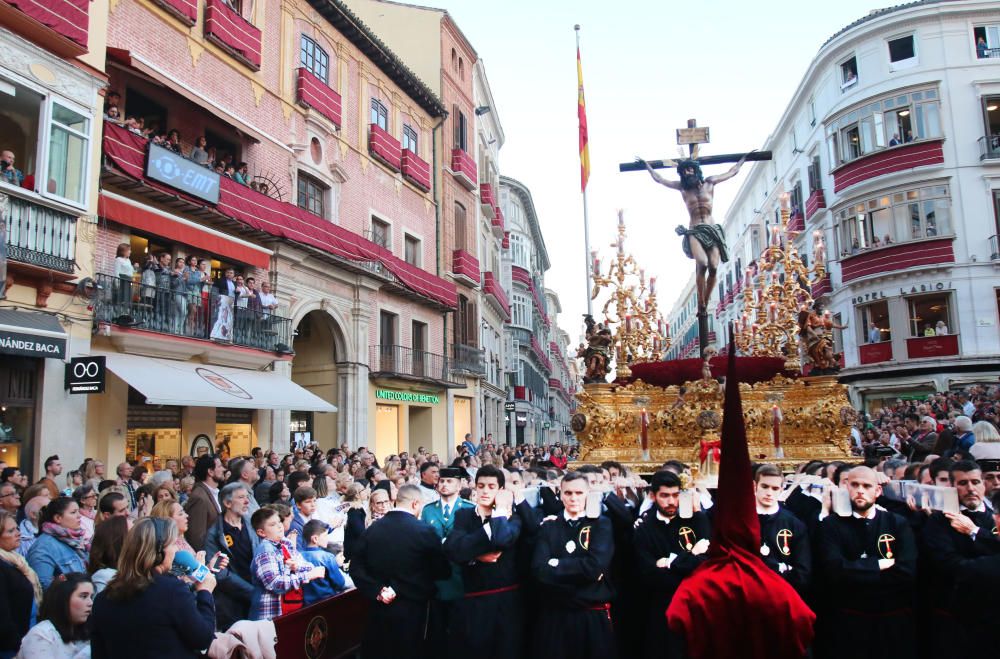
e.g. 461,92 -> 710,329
576,24 -> 593,317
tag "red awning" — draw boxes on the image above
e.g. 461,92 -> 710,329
98,192 -> 271,269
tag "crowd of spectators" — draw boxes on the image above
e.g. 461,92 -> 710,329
110,242 -> 279,347
0,384 -> 997,656
103,91 -> 270,196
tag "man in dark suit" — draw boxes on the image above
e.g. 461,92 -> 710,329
920,460 -> 1000,656
350,483 -> 450,659
184,455 -> 224,550
211,267 -> 238,299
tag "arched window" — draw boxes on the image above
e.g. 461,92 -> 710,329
451,48 -> 458,71
458,57 -> 464,80
300,36 -> 330,84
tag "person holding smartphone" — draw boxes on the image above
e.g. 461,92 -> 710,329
443,465 -> 535,657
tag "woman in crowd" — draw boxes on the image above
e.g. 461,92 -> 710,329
71,487 -> 97,543
342,484 -> 373,563
149,500 -> 197,557
26,497 -> 88,590
0,511 -> 41,659
83,461 -> 106,492
87,517 -> 128,595
113,243 -> 134,308
189,136 -> 209,166
90,518 -> 216,658
153,484 -> 176,505
64,472 -> 83,496
267,481 -> 290,505
17,573 -> 92,658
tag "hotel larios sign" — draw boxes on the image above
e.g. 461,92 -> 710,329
851,281 -> 951,305
375,389 -> 440,405
145,142 -> 221,204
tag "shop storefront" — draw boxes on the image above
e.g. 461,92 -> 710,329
86,351 -> 335,465
368,385 -> 447,459
0,309 -> 68,473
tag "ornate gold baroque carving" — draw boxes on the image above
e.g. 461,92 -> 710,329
573,374 -> 852,471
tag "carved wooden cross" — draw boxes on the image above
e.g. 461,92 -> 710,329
619,118 -> 772,172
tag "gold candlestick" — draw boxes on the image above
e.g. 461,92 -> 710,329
591,211 -> 671,379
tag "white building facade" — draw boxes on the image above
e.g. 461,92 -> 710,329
709,0 -> 1000,410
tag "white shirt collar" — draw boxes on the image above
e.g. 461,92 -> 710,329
563,510 -> 583,522
961,502 -> 987,513
655,510 -> 675,524
756,502 -> 780,515
852,506 -> 878,519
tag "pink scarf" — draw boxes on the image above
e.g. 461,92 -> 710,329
41,522 -> 91,560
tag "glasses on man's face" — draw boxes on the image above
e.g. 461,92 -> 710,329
0,492 -> 19,499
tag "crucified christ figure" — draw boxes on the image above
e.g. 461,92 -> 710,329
636,154 -> 751,319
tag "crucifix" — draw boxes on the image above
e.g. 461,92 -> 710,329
678,526 -> 696,552
621,119 -> 772,358
878,534 -> 895,560
776,528 -> 793,556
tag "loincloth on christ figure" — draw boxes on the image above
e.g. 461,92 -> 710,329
675,223 -> 730,263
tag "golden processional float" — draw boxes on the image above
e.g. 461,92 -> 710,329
572,202 -> 856,476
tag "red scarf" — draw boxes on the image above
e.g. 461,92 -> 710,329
280,542 -> 303,614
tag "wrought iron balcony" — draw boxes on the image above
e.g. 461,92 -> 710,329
990,234 -> 999,260
451,343 -> 486,376
2,190 -> 77,273
93,273 -> 292,352
369,344 -> 461,386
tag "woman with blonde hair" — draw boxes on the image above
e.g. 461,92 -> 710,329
971,420 -> 1000,462
90,518 -> 216,658
149,500 -> 197,557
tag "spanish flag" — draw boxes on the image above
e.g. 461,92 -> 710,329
577,45 -> 590,192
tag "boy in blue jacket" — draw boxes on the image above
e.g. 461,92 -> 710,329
300,519 -> 352,605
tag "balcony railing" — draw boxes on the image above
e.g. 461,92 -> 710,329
479,183 -> 496,217
93,273 -> 292,352
369,124 -> 402,171
369,344 -> 460,386
401,150 -> 431,191
451,249 -> 480,287
990,234 -> 999,260
2,190 -> 77,273
296,67 -> 342,128
980,135 -> 1000,160
451,343 -> 486,376
3,0 -> 90,54
204,0 -> 261,70
450,148 -> 477,190
977,46 -> 1000,59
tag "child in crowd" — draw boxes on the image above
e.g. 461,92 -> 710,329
290,486 -> 321,549
249,507 -> 324,621
299,520 -> 351,606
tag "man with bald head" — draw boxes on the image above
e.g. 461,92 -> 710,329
816,466 -> 917,658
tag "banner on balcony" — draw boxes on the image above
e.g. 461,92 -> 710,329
210,295 -> 235,342
146,143 -> 220,204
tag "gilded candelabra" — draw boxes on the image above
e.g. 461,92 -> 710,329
734,193 -> 827,371
591,211 -> 670,379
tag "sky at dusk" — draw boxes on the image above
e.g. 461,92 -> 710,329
391,0 -> 895,343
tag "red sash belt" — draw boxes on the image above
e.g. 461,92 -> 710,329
463,583 -> 520,599
588,602 -> 612,621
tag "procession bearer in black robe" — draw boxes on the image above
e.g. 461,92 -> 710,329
754,464 -> 811,596
815,466 -> 917,659
920,460 -> 1000,657
442,465 -> 535,659
531,471 -> 616,659
632,469 -> 711,659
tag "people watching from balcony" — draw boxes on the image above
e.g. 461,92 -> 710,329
923,324 -> 936,337
1,150 -> 24,187
234,162 -> 250,186
978,36 -> 989,58
868,322 -> 881,344
935,320 -> 948,335
190,136 -> 210,166
104,104 -> 121,122
889,133 -> 901,146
